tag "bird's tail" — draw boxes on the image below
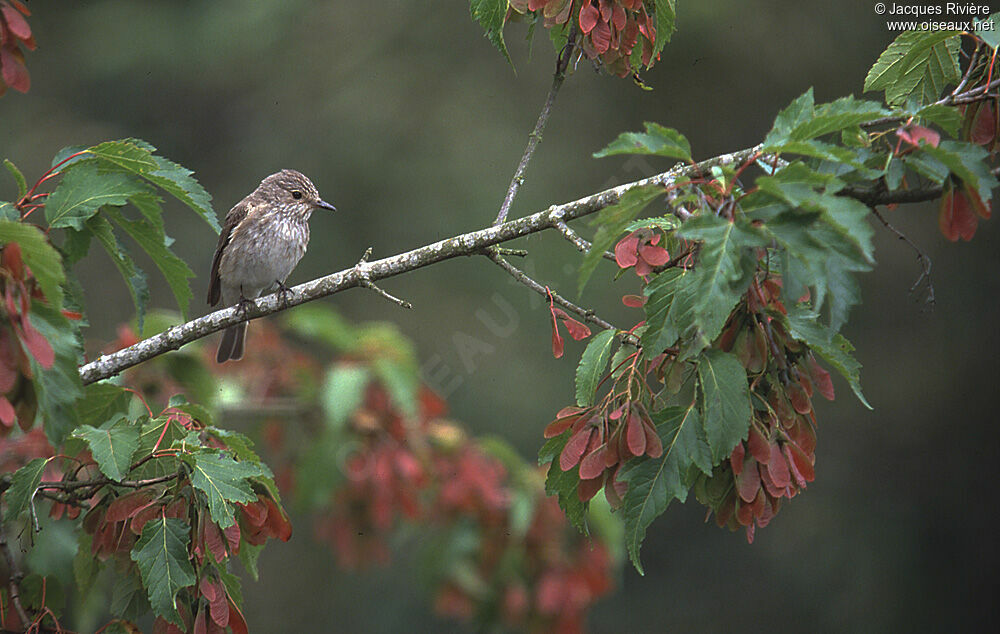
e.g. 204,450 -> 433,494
216,322 -> 247,363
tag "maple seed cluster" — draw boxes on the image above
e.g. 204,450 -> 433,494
703,278 -> 831,542
1,243 -> 53,432
0,0 -> 33,95
508,0 -> 659,77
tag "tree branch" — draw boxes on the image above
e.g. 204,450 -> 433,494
80,146 -> 761,385
493,23 -> 579,226
0,503 -> 31,628
482,248 -> 639,347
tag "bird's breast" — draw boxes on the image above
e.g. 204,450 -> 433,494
218,211 -> 310,292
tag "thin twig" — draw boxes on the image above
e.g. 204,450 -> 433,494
0,504 -> 31,628
554,220 -> 615,261
868,206 -> 935,308
354,248 -> 414,309
482,248 -> 640,347
493,23 -> 579,226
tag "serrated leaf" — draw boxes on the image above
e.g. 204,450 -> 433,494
0,219 -> 65,310
623,215 -> 680,232
750,165 -> 875,330
865,30 -> 961,106
78,382 -> 132,428
74,419 -> 141,482
3,159 -> 27,198
130,517 -> 196,627
651,214 -> 765,355
578,185 -> 663,295
697,349 -> 751,462
641,267 -> 684,352
765,90 -> 889,147
183,452 -> 265,528
618,405 -> 711,573
651,0 -> 677,62
82,139 -> 219,232
105,207 -> 194,318
539,432 -> 588,532
784,305 -> 871,409
44,162 -> 148,230
575,329 -> 616,407
921,140 -> 999,202
237,542 -> 264,582
470,0 -> 513,69
916,103 -> 962,137
87,214 -> 150,333
27,301 -> 83,445
3,457 -> 48,526
595,122 -> 691,161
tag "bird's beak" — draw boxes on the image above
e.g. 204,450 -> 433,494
317,200 -> 337,212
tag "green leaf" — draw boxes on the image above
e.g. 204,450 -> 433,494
27,301 -> 83,445
105,207 -> 195,318
671,214 -> 766,351
641,267 -> 684,353
651,0 -> 677,61
0,219 -> 65,311
130,517 -> 196,627
921,140 -> 999,202
594,122 -> 691,161
374,357 -> 419,419
764,89 -> 889,147
470,0 -> 513,69
623,215 -> 680,232
3,159 -> 27,198
697,349 -> 751,462
575,329 -> 617,407
78,382 -> 132,428
321,365 -> 370,430
750,165 -> 875,330
0,201 -> 18,221
974,13 -> 1000,50
864,30 -> 961,106
237,542 -> 265,581
73,419 -> 141,482
578,185 -> 663,295
183,451 -> 266,528
539,432 -> 588,532
110,572 -> 150,621
916,103 -> 962,137
618,405 -> 711,573
44,163 -> 148,230
784,305 -> 871,409
73,533 -> 101,599
3,458 -> 48,526
85,139 -> 219,232
87,214 -> 150,333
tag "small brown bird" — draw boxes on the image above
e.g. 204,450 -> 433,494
208,169 -> 336,362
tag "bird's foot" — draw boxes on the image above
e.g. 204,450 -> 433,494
236,295 -> 256,318
274,280 -> 293,307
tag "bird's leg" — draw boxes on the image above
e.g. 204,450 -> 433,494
236,286 -> 256,318
274,279 -> 293,307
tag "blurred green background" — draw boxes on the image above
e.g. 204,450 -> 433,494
2,1 -> 998,631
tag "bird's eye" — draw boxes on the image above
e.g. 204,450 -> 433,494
291,190 -> 303,200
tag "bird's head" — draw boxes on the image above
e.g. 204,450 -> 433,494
258,169 -> 336,215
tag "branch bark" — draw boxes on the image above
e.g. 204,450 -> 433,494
77,142 -> 957,385
79,146 -> 761,385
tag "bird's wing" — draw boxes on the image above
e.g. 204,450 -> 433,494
207,197 -> 252,306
